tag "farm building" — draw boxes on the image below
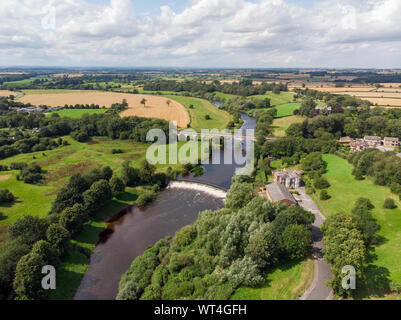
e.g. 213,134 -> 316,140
273,170 -> 302,188
266,182 -> 297,207
350,139 -> 369,151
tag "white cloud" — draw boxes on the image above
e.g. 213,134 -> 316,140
0,0 -> 401,67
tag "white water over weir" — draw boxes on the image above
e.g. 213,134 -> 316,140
168,181 -> 227,200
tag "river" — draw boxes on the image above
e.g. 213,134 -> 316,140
74,105 -> 256,300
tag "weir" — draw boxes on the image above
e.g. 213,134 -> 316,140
168,181 -> 227,200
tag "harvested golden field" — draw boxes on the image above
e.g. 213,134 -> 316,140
312,87 -> 374,93
336,91 -> 401,99
0,90 -> 16,97
19,92 -> 190,128
362,97 -> 401,107
379,83 -> 401,88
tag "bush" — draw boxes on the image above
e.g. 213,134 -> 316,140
136,191 -> 157,207
204,115 -> 211,120
314,178 -> 331,190
320,190 -> 331,200
0,189 -> 14,203
110,176 -> 125,195
383,198 -> 397,209
112,149 -> 124,154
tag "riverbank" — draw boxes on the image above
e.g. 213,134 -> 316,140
48,187 -> 145,300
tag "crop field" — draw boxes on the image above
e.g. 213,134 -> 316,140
0,90 -> 15,97
164,95 -> 232,132
252,91 -> 296,106
319,154 -> 401,298
22,89 -> 92,95
47,108 -> 108,118
19,91 -> 191,128
336,91 -> 401,99
272,115 -> 305,137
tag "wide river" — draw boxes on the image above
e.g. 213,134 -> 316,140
74,107 -> 256,300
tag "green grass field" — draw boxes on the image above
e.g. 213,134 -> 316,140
252,91 -> 296,106
4,76 -> 50,85
0,137 -> 150,231
47,109 -> 108,118
166,95 -> 232,132
275,102 -> 301,118
272,115 -> 305,137
320,154 -> 401,299
232,259 -> 314,300
214,92 -> 240,101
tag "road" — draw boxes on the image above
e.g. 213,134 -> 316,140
294,187 -> 334,300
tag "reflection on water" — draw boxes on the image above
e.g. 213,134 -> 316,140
74,188 -> 224,300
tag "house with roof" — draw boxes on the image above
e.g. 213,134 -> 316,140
339,136 -> 352,145
266,182 -> 297,207
273,170 -> 303,189
364,136 -> 382,148
350,139 -> 368,151
384,137 -> 399,148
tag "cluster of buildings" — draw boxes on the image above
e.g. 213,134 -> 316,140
263,170 -> 303,207
339,136 -> 400,152
13,106 -> 46,114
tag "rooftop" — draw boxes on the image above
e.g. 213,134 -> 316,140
266,182 -> 297,204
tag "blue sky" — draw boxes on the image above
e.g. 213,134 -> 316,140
1,0 -> 401,68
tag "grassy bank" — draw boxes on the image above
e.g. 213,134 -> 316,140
48,187 -> 144,300
166,95 -> 232,131
320,154 -> 401,299
232,258 -> 314,300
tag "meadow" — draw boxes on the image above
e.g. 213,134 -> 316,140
0,137 -> 150,233
164,95 -> 232,132
251,91 -> 296,106
232,258 -> 314,300
319,154 -> 401,298
47,108 -> 108,118
274,102 -> 301,118
272,115 -> 305,137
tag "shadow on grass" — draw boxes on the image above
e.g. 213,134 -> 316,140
357,249 -> 391,299
0,199 -> 22,209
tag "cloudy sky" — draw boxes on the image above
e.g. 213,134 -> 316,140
1,0 -> 401,68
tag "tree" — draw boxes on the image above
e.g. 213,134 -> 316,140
314,177 -> 330,190
46,224 -> 71,256
384,198 -> 397,209
0,189 -> 14,203
166,100 -> 172,108
31,240 -> 60,266
282,224 -> 311,260
13,252 -> 47,299
0,239 -> 30,299
110,175 -> 125,195
59,204 -> 88,236
299,98 -> 317,117
83,180 -> 112,215
141,98 -> 147,108
7,216 -> 49,246
320,190 -> 331,200
225,182 -> 254,209
227,256 -> 264,288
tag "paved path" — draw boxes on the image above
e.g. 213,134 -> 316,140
294,187 -> 334,300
